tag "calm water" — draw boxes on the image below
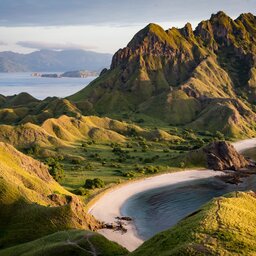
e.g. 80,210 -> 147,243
121,175 -> 256,240
0,72 -> 96,100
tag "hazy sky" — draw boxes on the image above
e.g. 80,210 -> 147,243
0,0 -> 255,54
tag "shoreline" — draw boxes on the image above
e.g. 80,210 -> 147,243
88,139 -> 256,252
88,170 -> 224,251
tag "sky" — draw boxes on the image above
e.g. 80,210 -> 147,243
0,0 -> 255,54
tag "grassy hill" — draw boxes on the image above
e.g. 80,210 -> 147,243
0,142 -> 101,248
0,114 -> 182,149
68,12 -> 256,138
0,230 -> 128,256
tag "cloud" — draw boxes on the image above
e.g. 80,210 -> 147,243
16,41 -> 97,51
0,41 -> 7,45
0,0 -> 255,27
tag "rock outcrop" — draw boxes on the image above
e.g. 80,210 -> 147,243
203,141 -> 249,171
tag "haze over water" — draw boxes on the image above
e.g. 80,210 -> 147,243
0,72 -> 95,100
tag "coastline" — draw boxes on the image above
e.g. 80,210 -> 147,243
88,170 -> 224,251
88,139 -> 256,252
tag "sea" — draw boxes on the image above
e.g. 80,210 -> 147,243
0,72 -> 96,100
121,174 -> 256,240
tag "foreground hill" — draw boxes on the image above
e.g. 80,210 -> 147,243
131,191 -> 256,256
69,12 -> 256,138
1,230 -> 128,256
0,49 -> 112,72
0,141 -> 127,254
0,142 -> 94,247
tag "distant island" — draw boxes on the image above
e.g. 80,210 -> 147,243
31,70 -> 99,78
0,49 -> 112,72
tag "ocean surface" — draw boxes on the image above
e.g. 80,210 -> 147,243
121,175 -> 256,240
0,72 -> 96,100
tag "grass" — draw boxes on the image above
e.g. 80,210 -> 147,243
0,142 -> 99,249
0,114 -> 218,191
25,120 -> 222,195
0,230 -> 128,256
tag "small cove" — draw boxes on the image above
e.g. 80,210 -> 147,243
121,174 -> 256,240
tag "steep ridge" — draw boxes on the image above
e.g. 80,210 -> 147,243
69,12 -> 256,138
0,142 -> 100,248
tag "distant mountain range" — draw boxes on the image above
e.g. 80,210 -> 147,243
0,49 -> 112,72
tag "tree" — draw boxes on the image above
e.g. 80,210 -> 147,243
84,178 -> 105,189
45,158 -> 64,182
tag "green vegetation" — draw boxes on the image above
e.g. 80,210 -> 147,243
0,230 -> 128,256
44,157 -> 65,182
0,112 -> 222,194
0,142 -> 99,249
84,178 -> 105,189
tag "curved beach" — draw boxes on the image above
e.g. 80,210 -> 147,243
88,139 -> 255,251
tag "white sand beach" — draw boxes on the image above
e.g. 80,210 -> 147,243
88,139 -> 255,251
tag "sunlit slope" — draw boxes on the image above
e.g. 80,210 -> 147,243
0,142 -> 99,248
0,115 -> 181,149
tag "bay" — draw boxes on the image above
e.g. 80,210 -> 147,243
0,72 -> 96,100
121,175 -> 256,240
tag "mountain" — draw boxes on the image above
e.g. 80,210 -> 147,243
0,49 -> 112,72
69,12 -> 256,138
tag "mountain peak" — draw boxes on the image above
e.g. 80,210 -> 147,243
127,23 -> 168,49
180,22 -> 194,38
236,12 -> 256,24
210,11 -> 230,20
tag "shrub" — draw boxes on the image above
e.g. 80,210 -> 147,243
215,131 -> 225,140
84,178 -> 105,189
71,158 -> 82,165
73,187 -> 90,196
180,162 -> 185,168
123,171 -> 136,178
45,157 -> 64,181
25,144 -> 41,156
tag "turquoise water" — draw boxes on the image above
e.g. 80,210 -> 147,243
121,175 -> 256,240
0,72 -> 96,100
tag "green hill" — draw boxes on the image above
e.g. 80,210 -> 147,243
0,115 -> 181,151
0,230 -> 128,256
68,12 -> 256,138
0,142 -> 100,248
